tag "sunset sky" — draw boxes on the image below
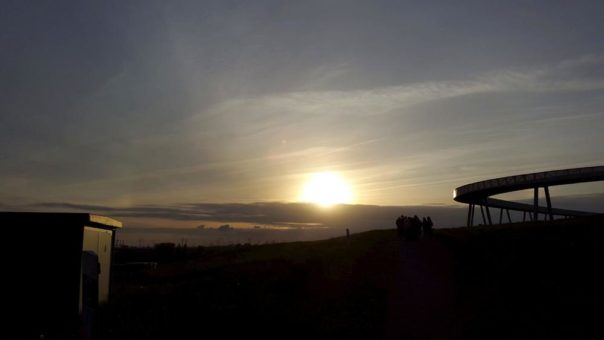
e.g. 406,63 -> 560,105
2,1 -> 604,243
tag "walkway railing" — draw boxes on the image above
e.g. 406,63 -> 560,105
453,166 -> 604,226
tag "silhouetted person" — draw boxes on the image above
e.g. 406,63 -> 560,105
413,215 -> 422,238
422,216 -> 433,237
397,215 -> 414,238
406,215 -> 422,240
396,215 -> 405,236
425,216 -> 434,236
422,217 -> 427,235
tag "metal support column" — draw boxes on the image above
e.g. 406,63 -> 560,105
506,209 -> 512,223
544,186 -> 553,221
533,187 -> 539,222
499,208 -> 503,224
485,204 -> 493,225
480,205 -> 487,225
467,204 -> 473,227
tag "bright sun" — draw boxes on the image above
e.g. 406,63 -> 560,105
299,172 -> 354,207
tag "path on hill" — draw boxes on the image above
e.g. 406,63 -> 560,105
384,237 -> 462,340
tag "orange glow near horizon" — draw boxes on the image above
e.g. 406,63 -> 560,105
299,172 -> 354,207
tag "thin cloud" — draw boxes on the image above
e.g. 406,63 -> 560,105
30,201 -> 467,230
200,55 -> 604,121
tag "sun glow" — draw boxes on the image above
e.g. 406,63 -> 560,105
299,172 -> 354,207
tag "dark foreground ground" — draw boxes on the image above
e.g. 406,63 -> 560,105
99,216 -> 604,339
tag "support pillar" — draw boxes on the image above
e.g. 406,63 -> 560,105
544,186 -> 553,221
533,187 -> 539,222
485,204 -> 493,225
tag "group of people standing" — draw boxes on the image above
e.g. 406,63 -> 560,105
395,215 -> 433,240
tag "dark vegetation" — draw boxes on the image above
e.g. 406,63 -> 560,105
99,216 -> 604,339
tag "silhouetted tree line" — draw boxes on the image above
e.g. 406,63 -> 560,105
395,215 -> 433,240
114,242 -> 258,265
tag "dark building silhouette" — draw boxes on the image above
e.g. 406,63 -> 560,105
2,212 -> 122,338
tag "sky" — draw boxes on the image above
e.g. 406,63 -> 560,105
2,1 -> 604,244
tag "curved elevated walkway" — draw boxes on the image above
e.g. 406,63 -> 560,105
453,166 -> 604,226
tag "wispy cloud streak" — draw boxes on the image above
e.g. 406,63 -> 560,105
203,55 -> 604,120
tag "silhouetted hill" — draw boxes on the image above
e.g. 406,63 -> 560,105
435,215 -> 604,339
99,216 -> 604,339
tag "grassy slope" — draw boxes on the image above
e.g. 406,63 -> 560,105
100,216 -> 604,339
438,216 -> 604,339
101,230 -> 400,340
